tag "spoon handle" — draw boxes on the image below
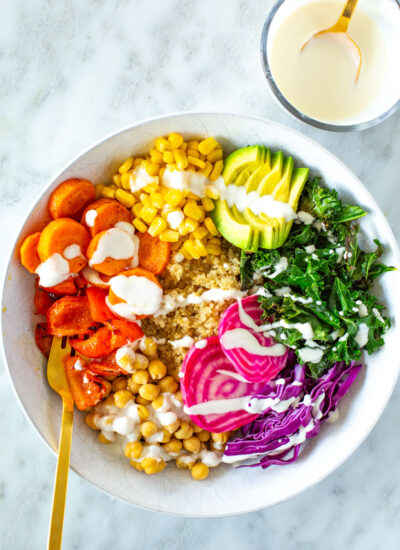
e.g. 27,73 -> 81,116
338,0 -> 359,31
47,401 -> 74,550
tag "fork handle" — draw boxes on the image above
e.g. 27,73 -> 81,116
48,402 -> 74,550
337,0 -> 359,32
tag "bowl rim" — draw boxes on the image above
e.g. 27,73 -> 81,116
260,0 -> 400,132
2,110 -> 400,516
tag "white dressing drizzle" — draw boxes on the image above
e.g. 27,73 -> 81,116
108,274 -> 163,316
85,209 -> 97,227
216,369 -> 251,383
221,328 -> 287,357
355,323 -> 369,348
35,253 -> 71,287
156,288 -> 246,317
89,227 -> 137,266
169,336 -> 194,349
63,244 -> 83,260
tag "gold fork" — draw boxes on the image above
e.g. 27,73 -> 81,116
46,336 -> 74,550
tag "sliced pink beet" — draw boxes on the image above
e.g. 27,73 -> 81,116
218,295 -> 289,383
181,335 -> 266,433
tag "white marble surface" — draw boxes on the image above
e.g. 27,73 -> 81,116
1,0 -> 399,548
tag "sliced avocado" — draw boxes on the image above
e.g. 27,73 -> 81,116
235,167 -> 254,187
211,200 -> 258,252
272,157 -> 294,203
244,163 -> 272,193
222,146 -> 266,184
288,167 -> 309,209
258,151 -> 284,196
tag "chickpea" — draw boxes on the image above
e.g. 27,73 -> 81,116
164,438 -> 183,454
98,433 -> 112,444
114,390 -> 134,408
151,395 -> 164,409
127,378 -> 141,394
136,395 -> 151,406
141,421 -> 158,438
175,422 -> 194,440
160,429 -> 172,443
132,370 -> 150,385
183,436 -> 201,454
139,336 -> 158,358
141,457 -> 166,475
103,394 -> 115,407
148,359 -> 167,380
133,353 -> 149,370
124,441 -> 143,460
198,431 -> 211,442
191,422 -> 203,433
136,404 -> 150,420
102,380 -> 112,397
211,432 -> 230,444
174,390 -> 183,403
191,463 -> 209,480
164,419 -> 180,434
158,376 -> 179,394
176,455 -> 195,470
139,383 -> 160,402
85,413 -> 98,431
111,377 -> 128,392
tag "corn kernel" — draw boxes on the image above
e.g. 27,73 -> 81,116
129,460 -> 143,471
115,188 -> 135,208
193,239 -> 207,257
144,181 -> 159,193
139,383 -> 160,402
158,376 -> 179,393
165,189 -> 183,207
163,151 -> 174,164
150,191 -> 164,209
95,184 -> 104,199
207,237 -> 221,246
183,200 -> 205,222
201,197 -> 214,212
188,140 -> 199,150
205,185 -> 220,199
148,216 -> 168,237
204,217 -> 219,236
136,404 -> 150,420
141,421 -> 158,438
191,462 -> 209,480
134,157 -> 144,167
207,149 -> 223,163
198,137 -> 219,155
187,191 -> 200,200
155,137 -> 169,153
120,172 -> 132,190
167,163 -> 177,172
125,441 -> 143,460
101,186 -> 115,199
210,160 -> 223,181
206,243 -> 222,255
133,218 -> 148,233
139,192 -> 151,205
159,229 -> 179,242
148,359 -> 167,380
180,142 -> 188,152
182,239 -> 200,259
172,149 -> 188,170
192,226 -> 208,240
159,166 -> 166,180
168,132 -> 184,149
98,433 -> 113,444
85,413 -> 98,430
183,218 -> 199,233
114,390 -> 133,408
187,156 -> 206,169
187,148 -> 200,158
132,202 -> 142,217
170,240 -> 182,251
164,438 -> 182,454
139,337 -> 158,358
202,162 -> 213,177
150,149 -> 164,164
118,157 -> 134,174
112,174 -> 122,187
140,205 -> 157,224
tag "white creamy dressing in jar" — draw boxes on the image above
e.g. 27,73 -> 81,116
268,1 -> 389,123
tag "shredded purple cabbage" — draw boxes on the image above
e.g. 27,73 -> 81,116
223,361 -> 362,469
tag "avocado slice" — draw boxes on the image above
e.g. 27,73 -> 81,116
258,151 -> 284,196
222,146 -> 266,184
213,146 -> 309,252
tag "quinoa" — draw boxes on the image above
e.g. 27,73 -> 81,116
141,241 -> 241,374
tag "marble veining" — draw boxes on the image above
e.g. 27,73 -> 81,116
1,0 -> 399,548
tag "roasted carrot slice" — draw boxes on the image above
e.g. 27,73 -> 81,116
48,178 -> 95,220
35,322 -> 52,357
138,232 -> 171,275
40,276 -> 77,296
47,296 -> 94,336
109,319 -> 143,348
70,326 -> 115,358
86,287 -> 117,323
88,351 -> 127,377
64,356 -> 108,410
37,218 -> 90,273
20,232 -> 41,273
80,266 -> 111,289
81,198 -> 132,237
34,288 -> 55,314
86,230 -> 132,276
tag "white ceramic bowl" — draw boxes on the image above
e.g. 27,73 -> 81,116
2,112 -> 400,516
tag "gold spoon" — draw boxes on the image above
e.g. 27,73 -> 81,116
47,336 -> 74,550
301,0 -> 361,81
